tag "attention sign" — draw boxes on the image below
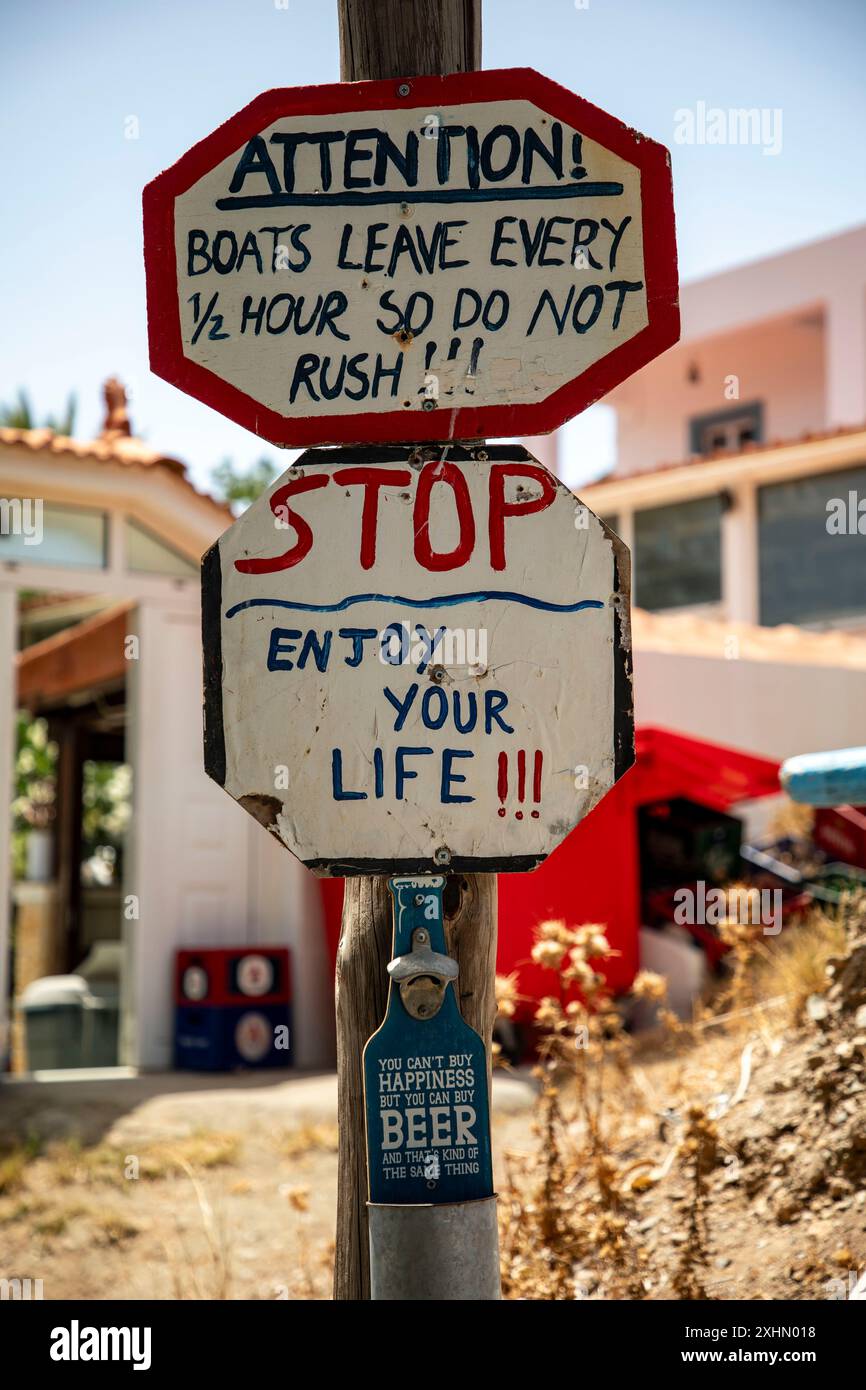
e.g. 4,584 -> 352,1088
144,67 -> 678,447
202,444 -> 633,875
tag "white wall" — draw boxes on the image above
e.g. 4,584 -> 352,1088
124,601 -> 248,1067
126,599 -> 334,1070
0,449 -> 334,1074
612,312 -> 826,478
0,592 -> 16,1067
634,647 -> 866,761
595,224 -> 866,477
246,816 -> 335,1069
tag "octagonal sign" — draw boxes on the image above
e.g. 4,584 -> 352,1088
202,445 -> 633,876
145,68 -> 678,448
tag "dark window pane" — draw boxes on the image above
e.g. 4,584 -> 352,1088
758,465 -> 866,626
635,496 -> 723,611
0,499 -> 106,568
689,401 -> 764,456
125,519 -> 197,577
601,512 -> 620,536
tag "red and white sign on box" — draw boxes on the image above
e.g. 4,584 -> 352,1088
144,68 -> 678,447
202,446 -> 633,876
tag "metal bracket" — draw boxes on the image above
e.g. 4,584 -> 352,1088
388,925 -> 458,1021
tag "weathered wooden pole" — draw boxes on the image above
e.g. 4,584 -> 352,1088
333,0 -> 496,1302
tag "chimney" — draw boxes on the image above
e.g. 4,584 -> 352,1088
101,377 -> 132,439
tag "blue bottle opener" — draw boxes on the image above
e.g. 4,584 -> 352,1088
363,876 -> 494,1205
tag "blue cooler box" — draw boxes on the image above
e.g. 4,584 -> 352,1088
174,1002 -> 292,1070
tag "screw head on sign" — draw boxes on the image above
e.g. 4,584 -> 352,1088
397,82 -> 411,97
434,847 -> 451,866
422,399 -> 436,411
429,665 -> 446,683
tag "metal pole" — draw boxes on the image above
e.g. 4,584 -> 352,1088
368,1199 -> 501,1300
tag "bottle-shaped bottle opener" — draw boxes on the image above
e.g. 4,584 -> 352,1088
362,876 -> 494,1206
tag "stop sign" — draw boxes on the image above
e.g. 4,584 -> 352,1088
144,67 -> 678,448
202,445 -> 632,875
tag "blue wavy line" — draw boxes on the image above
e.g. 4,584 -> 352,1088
224,593 -> 605,619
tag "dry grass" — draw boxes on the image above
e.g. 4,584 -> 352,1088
0,1112 -> 338,1300
150,1156 -> 237,1300
671,1104 -> 718,1299
750,906 -> 847,1024
92,1210 -> 141,1245
498,921 -> 658,1299
279,1124 -> 339,1158
49,1130 -> 242,1187
497,894 -> 865,1300
32,1201 -> 88,1238
0,1135 -> 40,1195
138,1131 -> 242,1177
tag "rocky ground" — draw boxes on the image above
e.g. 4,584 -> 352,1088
0,1073 -> 534,1300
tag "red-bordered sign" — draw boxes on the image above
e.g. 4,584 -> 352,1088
144,67 -> 678,447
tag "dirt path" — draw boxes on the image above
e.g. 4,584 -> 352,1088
3,934 -> 865,1303
0,1073 -> 533,1301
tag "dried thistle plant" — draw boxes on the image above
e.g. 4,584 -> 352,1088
499,919 -> 651,1299
671,1105 -> 719,1300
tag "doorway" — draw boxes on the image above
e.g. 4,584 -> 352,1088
10,592 -> 131,1071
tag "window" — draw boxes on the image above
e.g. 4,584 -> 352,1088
125,519 -> 198,577
600,512 -> 620,537
634,496 -> 723,611
758,465 -> 866,626
0,499 -> 107,568
689,402 -> 763,456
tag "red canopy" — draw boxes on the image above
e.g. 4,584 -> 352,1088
317,726 -> 781,1017
627,725 -> 781,811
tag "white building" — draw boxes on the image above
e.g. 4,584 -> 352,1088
532,224 -> 866,633
0,384 -> 333,1074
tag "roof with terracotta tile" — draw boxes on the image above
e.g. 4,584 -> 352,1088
16,600 -> 134,709
0,377 -> 233,520
582,422 -> 866,491
0,424 -> 232,520
633,607 -> 866,669
0,423 -> 183,471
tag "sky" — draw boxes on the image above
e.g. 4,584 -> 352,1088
3,0 -> 866,492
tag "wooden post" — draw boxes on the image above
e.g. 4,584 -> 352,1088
333,0 -> 494,1302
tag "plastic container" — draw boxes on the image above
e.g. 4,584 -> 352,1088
19,975 -> 90,1070
18,974 -> 119,1070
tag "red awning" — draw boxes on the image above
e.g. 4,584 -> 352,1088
629,725 -> 781,810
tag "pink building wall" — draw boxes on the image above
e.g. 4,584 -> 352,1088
540,224 -> 866,480
611,311 -> 826,477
